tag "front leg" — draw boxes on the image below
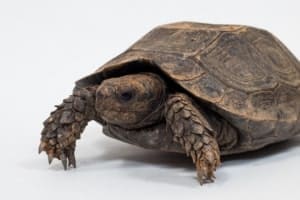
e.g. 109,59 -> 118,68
165,93 -> 221,184
39,85 -> 98,169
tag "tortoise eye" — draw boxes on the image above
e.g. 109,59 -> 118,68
120,91 -> 133,101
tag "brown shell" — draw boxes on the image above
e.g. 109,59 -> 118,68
77,22 -> 300,149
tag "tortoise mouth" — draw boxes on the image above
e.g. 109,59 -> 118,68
99,109 -> 138,126
98,101 -> 165,130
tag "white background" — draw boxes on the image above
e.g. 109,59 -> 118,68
1,0 -> 300,199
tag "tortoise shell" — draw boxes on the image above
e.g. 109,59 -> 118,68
77,22 -> 300,153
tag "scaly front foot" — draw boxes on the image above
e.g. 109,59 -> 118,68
195,143 -> 220,184
39,86 -> 96,169
165,93 -> 221,185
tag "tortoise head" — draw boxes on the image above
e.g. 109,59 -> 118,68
96,73 -> 166,129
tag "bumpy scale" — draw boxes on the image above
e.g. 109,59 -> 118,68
165,94 -> 221,184
39,86 -> 97,168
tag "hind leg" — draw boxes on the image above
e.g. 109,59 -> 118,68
165,93 -> 221,184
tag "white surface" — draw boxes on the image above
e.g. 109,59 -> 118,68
1,0 -> 300,199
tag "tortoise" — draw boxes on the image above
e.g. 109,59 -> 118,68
39,22 -> 300,184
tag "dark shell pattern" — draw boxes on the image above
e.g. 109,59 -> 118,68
77,22 -> 300,152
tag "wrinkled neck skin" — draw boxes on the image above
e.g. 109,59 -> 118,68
102,121 -> 183,152
100,98 -> 174,151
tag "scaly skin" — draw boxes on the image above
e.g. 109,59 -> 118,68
39,73 -> 220,185
39,85 -> 98,168
165,93 -> 221,184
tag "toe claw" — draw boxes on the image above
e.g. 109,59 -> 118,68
38,146 -> 43,154
38,142 -> 47,154
60,153 -> 68,170
68,150 -> 76,168
48,155 -> 54,165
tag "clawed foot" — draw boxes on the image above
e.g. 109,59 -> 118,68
39,140 -> 77,170
195,147 -> 221,185
38,92 -> 91,170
